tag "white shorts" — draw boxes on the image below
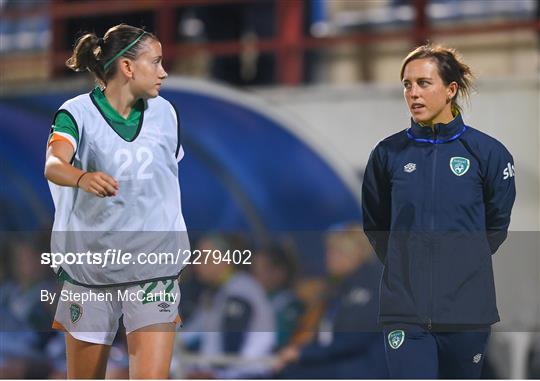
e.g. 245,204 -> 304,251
53,279 -> 181,345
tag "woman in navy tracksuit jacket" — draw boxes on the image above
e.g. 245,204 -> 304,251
362,44 -> 516,378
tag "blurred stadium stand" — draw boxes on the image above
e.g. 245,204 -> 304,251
0,0 -> 50,51
0,0 -> 539,86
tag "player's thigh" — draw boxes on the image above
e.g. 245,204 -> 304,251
126,323 -> 176,379
53,282 -> 121,345
54,282 -> 122,378
122,279 -> 181,378
121,279 -> 181,334
65,333 -> 111,379
383,324 -> 438,379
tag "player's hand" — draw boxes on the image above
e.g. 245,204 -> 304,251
78,171 -> 119,198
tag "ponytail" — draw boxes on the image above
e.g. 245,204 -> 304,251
66,33 -> 107,85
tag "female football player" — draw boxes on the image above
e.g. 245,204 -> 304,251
45,24 -> 188,378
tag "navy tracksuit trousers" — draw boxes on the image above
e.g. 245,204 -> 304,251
383,324 -> 490,379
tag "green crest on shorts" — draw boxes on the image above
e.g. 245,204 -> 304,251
388,330 -> 405,349
450,156 -> 470,176
70,303 -> 82,324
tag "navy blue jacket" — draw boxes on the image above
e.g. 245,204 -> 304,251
362,114 -> 516,326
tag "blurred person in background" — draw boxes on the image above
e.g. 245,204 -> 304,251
180,234 -> 275,379
273,223 -> 388,379
193,1 -> 275,86
252,244 -> 304,350
362,43 -> 516,378
0,323 -> 39,379
528,333 -> 540,378
44,23 -> 188,378
5,240 -> 56,330
0,240 -> 57,378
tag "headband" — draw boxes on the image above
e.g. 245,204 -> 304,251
103,31 -> 147,71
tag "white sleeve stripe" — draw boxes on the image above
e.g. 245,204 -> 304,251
176,146 -> 184,162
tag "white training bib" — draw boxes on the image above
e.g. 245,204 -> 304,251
49,93 -> 190,286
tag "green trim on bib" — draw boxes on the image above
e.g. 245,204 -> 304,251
57,267 -> 79,285
90,87 -> 145,142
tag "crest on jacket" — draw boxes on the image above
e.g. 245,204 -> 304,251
450,157 -> 470,176
387,330 -> 405,349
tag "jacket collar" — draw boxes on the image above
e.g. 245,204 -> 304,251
406,112 -> 467,144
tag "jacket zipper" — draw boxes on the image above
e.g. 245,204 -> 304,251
428,128 -> 438,331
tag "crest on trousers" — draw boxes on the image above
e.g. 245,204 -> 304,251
450,157 -> 470,176
388,330 -> 405,349
70,303 -> 82,324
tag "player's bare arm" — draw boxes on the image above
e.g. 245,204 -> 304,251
45,140 -> 118,197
